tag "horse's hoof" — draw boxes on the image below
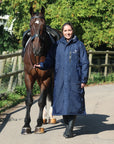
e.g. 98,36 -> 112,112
43,119 -> 47,124
21,127 -> 31,135
49,118 -> 56,124
34,127 -> 45,134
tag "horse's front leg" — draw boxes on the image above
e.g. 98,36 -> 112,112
21,73 -> 34,134
35,84 -> 47,133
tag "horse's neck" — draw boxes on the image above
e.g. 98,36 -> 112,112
27,33 -> 52,65
29,47 -> 46,65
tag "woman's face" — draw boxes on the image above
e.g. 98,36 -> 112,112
62,24 -> 73,41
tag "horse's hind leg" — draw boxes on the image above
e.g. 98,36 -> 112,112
48,84 -> 56,124
35,83 -> 47,133
22,73 -> 34,134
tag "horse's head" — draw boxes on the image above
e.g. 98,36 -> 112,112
30,6 -> 46,56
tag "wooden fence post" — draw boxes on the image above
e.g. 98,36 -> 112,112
104,50 -> 109,77
18,50 -> 23,86
89,50 -> 93,78
8,56 -> 17,91
0,51 -> 7,86
97,58 -> 101,72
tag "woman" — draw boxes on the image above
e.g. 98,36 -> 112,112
34,22 -> 89,138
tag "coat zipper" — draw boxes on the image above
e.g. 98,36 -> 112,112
69,50 -> 71,63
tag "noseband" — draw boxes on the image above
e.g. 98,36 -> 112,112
31,15 -> 45,20
31,34 -> 40,41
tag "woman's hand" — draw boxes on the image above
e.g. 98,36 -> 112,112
33,64 -> 41,68
81,83 -> 86,88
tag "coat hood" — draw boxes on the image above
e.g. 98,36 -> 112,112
59,35 -> 79,45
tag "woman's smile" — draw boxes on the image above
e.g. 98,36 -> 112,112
63,25 -> 73,42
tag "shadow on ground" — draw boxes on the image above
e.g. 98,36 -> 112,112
1,104 -> 114,136
75,114 -> 114,136
45,114 -> 114,136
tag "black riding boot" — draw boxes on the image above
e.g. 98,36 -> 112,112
63,115 -> 76,138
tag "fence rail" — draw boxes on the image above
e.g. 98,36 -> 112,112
0,50 -> 23,91
88,50 -> 114,77
88,51 -> 114,54
0,51 -> 24,79
0,70 -> 24,79
0,52 -> 21,59
0,50 -> 114,92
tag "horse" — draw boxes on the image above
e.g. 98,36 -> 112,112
21,6 -> 62,134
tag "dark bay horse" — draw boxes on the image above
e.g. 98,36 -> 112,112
22,6 -> 62,134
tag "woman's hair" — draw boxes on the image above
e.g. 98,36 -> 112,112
62,22 -> 74,32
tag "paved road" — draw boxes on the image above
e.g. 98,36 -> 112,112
0,84 -> 114,144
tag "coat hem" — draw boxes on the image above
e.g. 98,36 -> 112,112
52,112 -> 86,116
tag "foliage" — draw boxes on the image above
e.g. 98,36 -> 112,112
87,72 -> 114,85
1,0 -> 47,48
0,81 -> 40,112
14,81 -> 40,96
0,25 -> 20,53
0,0 -> 114,51
46,0 -> 114,50
0,93 -> 25,112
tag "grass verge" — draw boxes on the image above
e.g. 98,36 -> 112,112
0,82 -> 40,113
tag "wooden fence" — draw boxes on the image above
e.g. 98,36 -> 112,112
0,50 -> 23,91
0,50 -> 114,92
88,50 -> 114,78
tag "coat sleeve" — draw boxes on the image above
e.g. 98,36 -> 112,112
38,43 -> 57,70
79,42 -> 89,84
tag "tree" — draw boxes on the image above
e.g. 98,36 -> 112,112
46,0 -> 114,50
0,25 -> 19,53
1,0 -> 114,50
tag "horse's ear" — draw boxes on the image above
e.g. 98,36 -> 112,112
30,6 -> 34,16
41,6 -> 45,15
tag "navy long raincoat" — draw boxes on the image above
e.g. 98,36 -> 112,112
40,35 -> 89,116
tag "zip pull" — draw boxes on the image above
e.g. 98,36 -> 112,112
69,51 -> 71,63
